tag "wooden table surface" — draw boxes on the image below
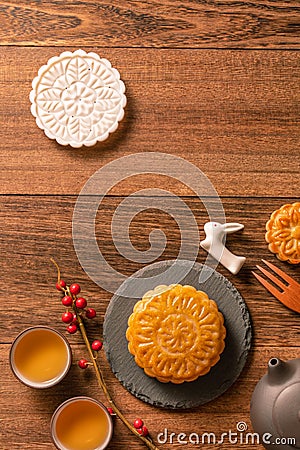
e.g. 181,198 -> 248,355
0,2 -> 299,449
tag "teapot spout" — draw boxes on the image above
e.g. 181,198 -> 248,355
267,358 -> 295,385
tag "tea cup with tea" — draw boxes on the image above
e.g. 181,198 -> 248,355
10,326 -> 72,388
50,396 -> 113,450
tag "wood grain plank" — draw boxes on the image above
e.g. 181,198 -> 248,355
1,343 -> 299,450
1,1 -> 299,448
0,0 -> 300,48
0,195 -> 299,348
0,47 -> 299,197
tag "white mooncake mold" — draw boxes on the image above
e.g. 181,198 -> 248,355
30,49 -> 126,148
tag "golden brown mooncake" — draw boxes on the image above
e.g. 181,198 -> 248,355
265,202 -> 300,264
126,284 -> 226,384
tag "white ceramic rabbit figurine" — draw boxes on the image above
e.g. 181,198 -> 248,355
200,222 -> 246,275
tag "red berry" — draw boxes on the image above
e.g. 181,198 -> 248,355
56,280 -> 66,291
78,358 -> 89,369
92,340 -> 103,351
137,426 -> 149,437
66,323 -> 77,334
62,311 -> 74,323
70,283 -> 81,295
62,295 -> 73,307
134,418 -> 144,429
86,308 -> 96,319
75,297 -> 87,309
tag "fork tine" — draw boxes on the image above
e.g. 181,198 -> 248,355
252,271 -> 283,301
256,264 -> 286,291
262,259 -> 299,286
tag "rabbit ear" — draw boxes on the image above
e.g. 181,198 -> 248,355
223,223 -> 244,234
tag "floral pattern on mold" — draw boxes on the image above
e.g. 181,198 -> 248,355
30,50 -> 126,148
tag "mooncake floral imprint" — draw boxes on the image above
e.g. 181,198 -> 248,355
126,284 -> 226,384
265,202 -> 300,264
30,49 -> 126,148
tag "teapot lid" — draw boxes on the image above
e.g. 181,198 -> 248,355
273,382 -> 300,448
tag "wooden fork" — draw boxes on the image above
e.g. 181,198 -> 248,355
252,259 -> 300,314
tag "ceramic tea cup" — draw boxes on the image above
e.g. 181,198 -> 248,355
50,397 -> 113,450
10,326 -> 72,388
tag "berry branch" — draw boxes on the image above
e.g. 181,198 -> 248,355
51,259 -> 159,450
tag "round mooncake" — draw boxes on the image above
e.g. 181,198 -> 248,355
126,284 -> 226,384
265,202 -> 300,264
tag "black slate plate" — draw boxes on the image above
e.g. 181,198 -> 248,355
103,260 -> 252,409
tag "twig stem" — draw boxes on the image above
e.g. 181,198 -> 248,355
74,306 -> 159,450
51,259 -> 159,450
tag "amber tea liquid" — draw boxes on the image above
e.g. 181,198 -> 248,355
51,397 -> 113,450
10,327 -> 71,388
